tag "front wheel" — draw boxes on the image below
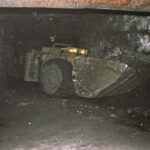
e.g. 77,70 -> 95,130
40,59 -> 74,97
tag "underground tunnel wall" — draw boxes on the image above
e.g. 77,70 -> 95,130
0,9 -> 150,88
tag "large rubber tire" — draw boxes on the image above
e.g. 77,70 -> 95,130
40,59 -> 74,97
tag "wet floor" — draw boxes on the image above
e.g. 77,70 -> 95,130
0,84 -> 150,150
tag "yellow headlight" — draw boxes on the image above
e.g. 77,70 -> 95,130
80,50 -> 85,54
78,49 -> 88,56
69,48 -> 78,53
62,47 -> 88,56
62,47 -> 78,53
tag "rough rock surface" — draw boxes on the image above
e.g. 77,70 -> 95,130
0,84 -> 150,150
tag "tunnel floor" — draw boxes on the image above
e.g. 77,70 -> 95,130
0,83 -> 150,150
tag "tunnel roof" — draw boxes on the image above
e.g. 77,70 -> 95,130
0,0 -> 150,12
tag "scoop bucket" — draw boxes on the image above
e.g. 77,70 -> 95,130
72,57 -> 138,98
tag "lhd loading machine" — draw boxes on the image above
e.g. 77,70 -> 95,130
24,37 -> 137,98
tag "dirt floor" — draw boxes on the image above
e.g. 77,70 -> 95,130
0,81 -> 150,150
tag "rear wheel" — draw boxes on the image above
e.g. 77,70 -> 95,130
40,59 -> 74,96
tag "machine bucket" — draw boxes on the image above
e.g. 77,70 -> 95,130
72,57 -> 138,98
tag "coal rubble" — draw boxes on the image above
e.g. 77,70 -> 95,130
0,83 -> 150,150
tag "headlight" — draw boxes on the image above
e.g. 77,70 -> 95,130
69,48 -> 78,53
62,47 -> 88,56
78,49 -> 88,56
62,47 -> 78,54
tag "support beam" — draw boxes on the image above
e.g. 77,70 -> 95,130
0,0 -> 150,12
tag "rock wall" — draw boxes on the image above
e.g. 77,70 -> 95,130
0,25 -> 6,88
79,14 -> 150,65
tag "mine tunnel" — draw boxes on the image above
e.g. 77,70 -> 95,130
1,9 -> 150,92
0,6 -> 150,150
